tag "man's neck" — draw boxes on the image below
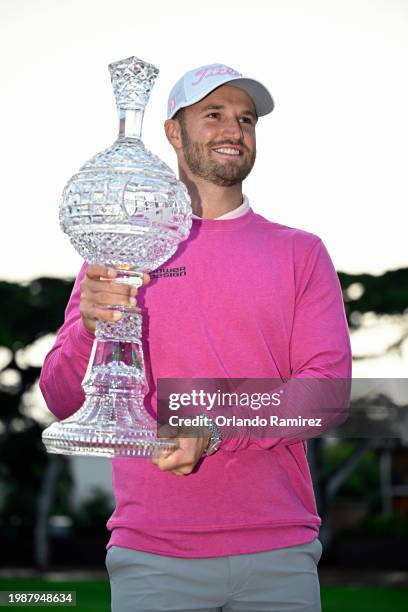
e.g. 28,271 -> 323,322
179,168 -> 243,220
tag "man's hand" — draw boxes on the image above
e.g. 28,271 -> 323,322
80,265 -> 150,332
152,426 -> 211,476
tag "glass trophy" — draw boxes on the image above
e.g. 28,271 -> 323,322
42,56 -> 192,457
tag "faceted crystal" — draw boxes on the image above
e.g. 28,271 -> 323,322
108,56 -> 159,110
42,56 -> 192,457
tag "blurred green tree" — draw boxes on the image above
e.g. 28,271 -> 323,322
0,278 -> 74,567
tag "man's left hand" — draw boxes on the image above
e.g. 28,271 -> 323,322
152,427 -> 211,476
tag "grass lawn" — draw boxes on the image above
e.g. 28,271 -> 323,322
0,579 -> 407,611
322,585 -> 408,611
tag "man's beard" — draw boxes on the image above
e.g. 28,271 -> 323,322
179,122 -> 256,187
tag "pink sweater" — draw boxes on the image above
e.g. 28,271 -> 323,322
40,207 -> 352,558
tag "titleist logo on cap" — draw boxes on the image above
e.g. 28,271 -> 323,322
191,65 -> 242,86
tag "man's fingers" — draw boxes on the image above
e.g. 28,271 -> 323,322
81,300 -> 141,324
85,277 -> 134,296
89,307 -> 122,322
151,445 -> 178,465
86,266 -> 150,287
152,446 -> 195,474
86,264 -> 117,280
90,290 -> 138,308
83,272 -> 150,300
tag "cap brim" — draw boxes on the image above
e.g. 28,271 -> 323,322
226,77 -> 274,117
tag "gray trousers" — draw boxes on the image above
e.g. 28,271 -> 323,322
106,538 -> 323,612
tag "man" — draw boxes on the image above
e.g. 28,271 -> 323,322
40,63 -> 352,611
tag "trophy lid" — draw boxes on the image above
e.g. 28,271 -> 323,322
108,56 -> 159,110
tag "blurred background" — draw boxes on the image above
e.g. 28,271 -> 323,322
1,0 -> 407,610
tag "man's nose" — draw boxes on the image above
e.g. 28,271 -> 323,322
220,118 -> 244,140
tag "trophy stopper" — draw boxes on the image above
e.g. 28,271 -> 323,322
108,56 -> 159,110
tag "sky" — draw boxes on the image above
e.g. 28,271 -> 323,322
1,0 -> 407,282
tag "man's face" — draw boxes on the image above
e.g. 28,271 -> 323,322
177,85 -> 257,187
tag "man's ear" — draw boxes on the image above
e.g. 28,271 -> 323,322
164,119 -> 183,151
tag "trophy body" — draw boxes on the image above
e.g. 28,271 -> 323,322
42,57 -> 192,457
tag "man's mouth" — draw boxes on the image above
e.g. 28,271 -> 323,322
212,146 -> 243,158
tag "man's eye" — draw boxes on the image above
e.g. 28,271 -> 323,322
207,112 -> 219,118
240,116 -> 253,124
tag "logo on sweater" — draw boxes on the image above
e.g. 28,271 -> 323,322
150,266 -> 187,279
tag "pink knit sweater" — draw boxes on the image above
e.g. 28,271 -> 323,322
40,207 -> 352,557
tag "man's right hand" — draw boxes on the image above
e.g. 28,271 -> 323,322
79,265 -> 151,332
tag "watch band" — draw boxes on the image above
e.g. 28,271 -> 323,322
201,413 -> 222,456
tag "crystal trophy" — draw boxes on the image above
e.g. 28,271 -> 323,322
42,56 -> 192,457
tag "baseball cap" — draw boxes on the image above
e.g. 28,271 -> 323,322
167,63 -> 274,120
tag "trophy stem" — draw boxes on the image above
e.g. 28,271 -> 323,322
118,108 -> 145,140
85,312 -> 145,394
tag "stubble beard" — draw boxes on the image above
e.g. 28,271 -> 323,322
179,121 -> 256,187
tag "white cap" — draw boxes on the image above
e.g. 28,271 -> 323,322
167,63 -> 274,119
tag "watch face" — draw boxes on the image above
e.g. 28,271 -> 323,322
207,441 -> 221,455
205,433 -> 221,456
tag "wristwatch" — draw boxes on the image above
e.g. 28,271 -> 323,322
201,414 -> 222,456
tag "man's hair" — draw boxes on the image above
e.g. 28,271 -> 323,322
172,107 -> 186,126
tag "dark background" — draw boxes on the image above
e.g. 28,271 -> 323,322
0,268 -> 407,571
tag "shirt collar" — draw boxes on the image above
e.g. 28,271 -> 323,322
191,195 -> 250,220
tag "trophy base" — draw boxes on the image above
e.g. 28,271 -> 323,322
42,419 -> 178,458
